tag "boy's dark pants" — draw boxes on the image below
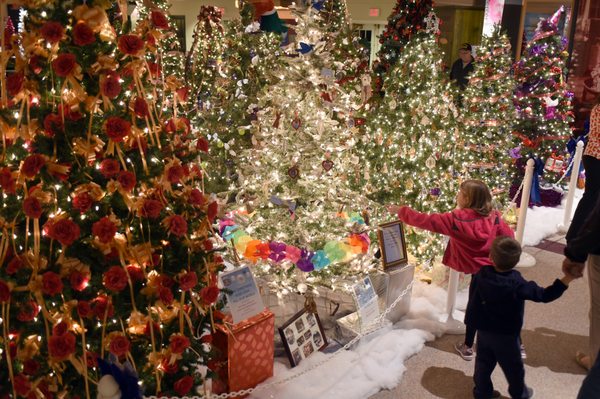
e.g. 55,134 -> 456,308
578,349 -> 600,399
473,330 -> 530,399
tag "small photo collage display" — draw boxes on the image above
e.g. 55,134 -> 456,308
279,309 -> 327,367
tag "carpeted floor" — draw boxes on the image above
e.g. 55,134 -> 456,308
370,236 -> 590,399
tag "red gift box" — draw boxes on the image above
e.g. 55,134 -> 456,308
212,310 -> 275,398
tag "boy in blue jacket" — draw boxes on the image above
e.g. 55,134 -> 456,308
467,236 -> 576,399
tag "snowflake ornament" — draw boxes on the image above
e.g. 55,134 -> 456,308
424,11 -> 440,35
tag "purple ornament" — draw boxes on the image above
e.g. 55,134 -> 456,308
566,91 -> 574,100
296,249 -> 315,272
429,187 -> 441,196
529,44 -> 546,56
268,242 -> 287,262
545,106 -> 557,120
509,147 -> 522,159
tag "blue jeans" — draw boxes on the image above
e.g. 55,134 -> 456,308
473,330 -> 531,399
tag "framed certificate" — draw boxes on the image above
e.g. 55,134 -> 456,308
377,220 -> 408,269
278,309 -> 328,367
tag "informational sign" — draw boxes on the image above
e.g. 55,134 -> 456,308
220,266 -> 265,324
482,0 -> 506,37
377,220 -> 408,269
352,276 -> 380,329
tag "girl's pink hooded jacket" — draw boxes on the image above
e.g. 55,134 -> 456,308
397,206 -> 514,274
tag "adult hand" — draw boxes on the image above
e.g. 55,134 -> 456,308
562,258 -> 585,278
386,204 -> 401,216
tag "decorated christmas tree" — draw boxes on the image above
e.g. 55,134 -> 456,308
360,33 -> 460,265
186,6 -> 228,108
317,0 -> 350,35
460,26 -> 515,203
221,5 -> 379,294
0,2 -> 222,397
186,4 -> 282,194
373,0 -> 434,96
134,0 -> 185,79
512,6 -> 574,204
319,0 -> 370,103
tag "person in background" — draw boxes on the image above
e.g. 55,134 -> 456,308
450,43 -> 475,91
565,97 -> 600,370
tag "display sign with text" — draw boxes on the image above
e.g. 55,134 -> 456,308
220,266 -> 265,324
377,220 -> 408,269
352,276 -> 380,329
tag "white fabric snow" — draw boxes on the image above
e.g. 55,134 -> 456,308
521,188 -> 582,246
250,281 -> 449,399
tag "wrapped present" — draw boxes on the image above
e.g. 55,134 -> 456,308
212,310 -> 275,398
544,153 -> 564,173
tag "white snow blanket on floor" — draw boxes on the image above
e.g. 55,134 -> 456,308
521,188 -> 583,247
250,282 -> 454,399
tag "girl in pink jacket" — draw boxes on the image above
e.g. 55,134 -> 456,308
388,179 -> 514,360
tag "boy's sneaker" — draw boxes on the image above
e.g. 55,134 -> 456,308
474,389 -> 501,398
520,344 -> 527,359
455,342 -> 475,360
526,386 -> 535,398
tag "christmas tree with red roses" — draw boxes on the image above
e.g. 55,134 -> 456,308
373,0 -> 434,96
0,1 -> 223,397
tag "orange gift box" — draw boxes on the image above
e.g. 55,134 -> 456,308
212,309 -> 275,398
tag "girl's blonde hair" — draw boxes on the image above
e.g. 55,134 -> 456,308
460,179 -> 493,216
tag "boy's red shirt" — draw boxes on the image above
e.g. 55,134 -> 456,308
398,206 -> 514,274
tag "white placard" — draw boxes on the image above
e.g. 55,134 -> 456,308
352,276 -> 380,329
219,266 -> 265,324
378,221 -> 408,269
382,226 -> 404,263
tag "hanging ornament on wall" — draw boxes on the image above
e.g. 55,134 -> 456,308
288,165 -> 300,179
322,159 -> 334,171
